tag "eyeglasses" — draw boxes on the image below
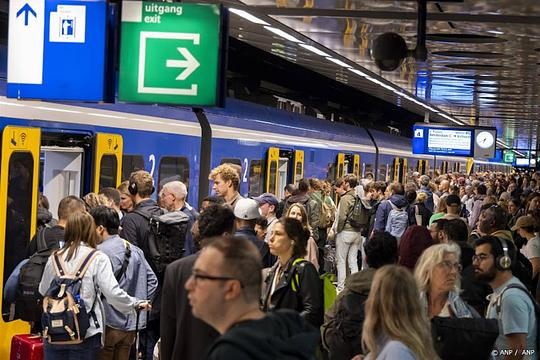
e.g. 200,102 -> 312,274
472,254 -> 493,263
438,260 -> 462,272
190,271 -> 243,287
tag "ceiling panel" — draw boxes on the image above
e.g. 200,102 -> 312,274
227,0 -> 540,152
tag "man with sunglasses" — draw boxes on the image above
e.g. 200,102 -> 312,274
474,236 -> 537,360
186,236 -> 320,359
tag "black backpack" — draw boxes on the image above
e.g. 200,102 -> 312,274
135,209 -> 189,275
322,289 -> 368,360
14,228 -> 53,322
347,196 -> 370,230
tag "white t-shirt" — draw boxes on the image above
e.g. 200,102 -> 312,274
521,236 -> 540,261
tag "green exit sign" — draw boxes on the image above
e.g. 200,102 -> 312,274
503,151 -> 515,163
119,2 -> 224,106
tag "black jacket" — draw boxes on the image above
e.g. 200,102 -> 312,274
26,225 -> 65,258
206,309 -> 320,360
235,228 -> 276,268
322,269 -> 375,360
262,258 -> 324,327
161,254 -> 219,360
120,198 -> 163,318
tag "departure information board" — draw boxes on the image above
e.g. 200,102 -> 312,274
412,125 -> 498,158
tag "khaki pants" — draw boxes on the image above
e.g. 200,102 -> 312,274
98,326 -> 136,360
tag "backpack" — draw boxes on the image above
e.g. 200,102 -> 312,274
42,250 -> 98,344
135,209 -> 189,275
292,258 -> 336,312
320,200 -> 336,229
495,283 -> 540,352
385,202 -> 408,240
321,288 -> 368,359
14,228 -> 53,322
347,196 -> 370,230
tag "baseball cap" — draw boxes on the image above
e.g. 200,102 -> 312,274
446,194 -> 461,207
253,193 -> 278,207
511,216 -> 536,231
234,198 -> 262,220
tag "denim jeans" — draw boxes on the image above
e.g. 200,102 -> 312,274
44,333 -> 101,360
336,230 -> 361,292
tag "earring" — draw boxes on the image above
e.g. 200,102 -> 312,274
291,240 -> 295,245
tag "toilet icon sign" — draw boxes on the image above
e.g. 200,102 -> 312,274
61,18 -> 74,36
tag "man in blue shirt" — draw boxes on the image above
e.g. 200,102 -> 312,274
91,206 -> 158,360
474,235 -> 537,359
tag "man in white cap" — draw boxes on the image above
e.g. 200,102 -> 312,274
234,198 -> 276,268
253,193 -> 279,243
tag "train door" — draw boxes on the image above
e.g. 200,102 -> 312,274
93,133 -> 123,193
417,159 -> 429,175
265,147 -> 304,199
344,154 -> 360,178
0,126 -> 40,357
392,157 -> 407,183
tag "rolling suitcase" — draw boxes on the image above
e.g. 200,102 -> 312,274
10,334 -> 43,360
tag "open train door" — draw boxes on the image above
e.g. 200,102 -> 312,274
93,133 -> 123,193
392,157 -> 406,183
265,148 -> 304,200
0,126 -> 40,357
344,154 -> 360,178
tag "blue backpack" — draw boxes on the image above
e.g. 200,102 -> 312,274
385,202 -> 408,240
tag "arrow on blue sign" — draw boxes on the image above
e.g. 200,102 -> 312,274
16,3 -> 37,26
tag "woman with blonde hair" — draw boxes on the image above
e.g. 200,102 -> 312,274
39,211 -> 150,359
285,202 -> 319,271
362,265 -> 438,360
414,243 -> 477,319
117,181 -> 135,213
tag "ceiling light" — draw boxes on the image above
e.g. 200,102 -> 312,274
229,8 -> 269,25
326,57 -> 352,68
347,68 -> 369,77
299,44 -> 330,57
264,26 -> 303,43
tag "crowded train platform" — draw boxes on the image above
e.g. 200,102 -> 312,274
2,0 -> 540,359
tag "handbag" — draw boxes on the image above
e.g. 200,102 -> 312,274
431,316 -> 499,360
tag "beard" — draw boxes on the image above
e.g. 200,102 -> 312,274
474,265 -> 497,283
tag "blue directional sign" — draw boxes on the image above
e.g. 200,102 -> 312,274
7,0 -> 108,101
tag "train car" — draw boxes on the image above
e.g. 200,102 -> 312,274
0,91 -> 510,355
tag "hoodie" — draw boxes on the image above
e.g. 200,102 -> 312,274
206,309 -> 320,360
374,195 -> 408,232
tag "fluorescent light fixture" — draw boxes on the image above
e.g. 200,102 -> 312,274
229,8 -> 269,25
347,68 -> 369,77
326,57 -> 351,68
299,44 -> 330,57
264,26 -> 303,43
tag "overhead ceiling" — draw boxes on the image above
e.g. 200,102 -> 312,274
219,0 -> 540,154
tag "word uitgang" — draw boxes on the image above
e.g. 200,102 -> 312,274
144,3 -> 183,24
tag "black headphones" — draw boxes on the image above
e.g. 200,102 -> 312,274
128,179 -> 155,196
495,237 -> 512,271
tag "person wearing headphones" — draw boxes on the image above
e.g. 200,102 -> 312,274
474,236 -> 537,359
119,170 -> 161,360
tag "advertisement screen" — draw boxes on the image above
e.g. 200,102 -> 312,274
515,158 -> 530,167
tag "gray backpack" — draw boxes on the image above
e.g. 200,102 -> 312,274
385,202 -> 408,240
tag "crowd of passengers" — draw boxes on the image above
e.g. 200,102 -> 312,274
5,163 -> 540,360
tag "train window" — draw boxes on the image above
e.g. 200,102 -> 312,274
295,161 -> 302,185
220,158 -> 241,166
122,154 -> 144,181
99,155 -> 118,190
248,160 -> 263,197
3,152 -> 34,322
378,164 -> 387,181
327,163 -> 336,181
365,164 -> 373,177
158,156 -> 190,191
268,161 -> 277,195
